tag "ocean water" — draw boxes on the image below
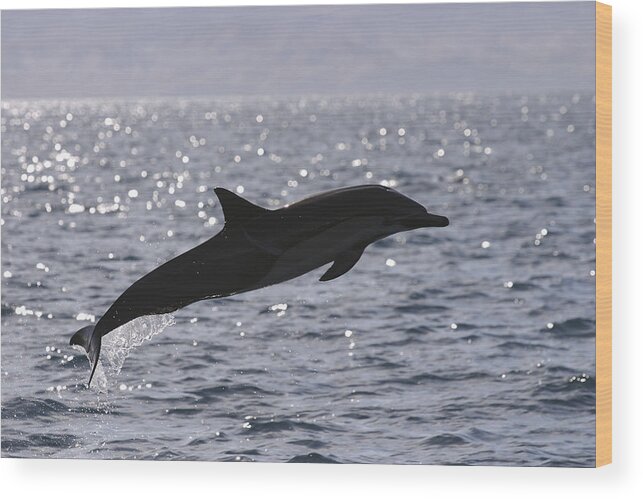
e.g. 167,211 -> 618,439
1,92 -> 596,465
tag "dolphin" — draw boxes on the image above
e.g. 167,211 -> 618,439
70,184 -> 449,385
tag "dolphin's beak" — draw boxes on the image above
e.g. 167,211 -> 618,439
399,212 -> 449,228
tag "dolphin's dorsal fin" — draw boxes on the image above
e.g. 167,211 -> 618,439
319,246 -> 366,282
214,188 -> 269,225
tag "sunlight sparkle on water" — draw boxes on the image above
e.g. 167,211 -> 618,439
68,203 -> 85,214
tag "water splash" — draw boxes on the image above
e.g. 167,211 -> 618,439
74,314 -> 175,392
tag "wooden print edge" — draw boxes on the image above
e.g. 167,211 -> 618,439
595,1 -> 612,468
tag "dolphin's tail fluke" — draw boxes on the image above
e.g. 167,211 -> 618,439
69,325 -> 102,387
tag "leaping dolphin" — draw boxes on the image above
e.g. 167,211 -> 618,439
70,185 -> 449,385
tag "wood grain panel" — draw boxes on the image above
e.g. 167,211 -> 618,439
595,1 -> 612,468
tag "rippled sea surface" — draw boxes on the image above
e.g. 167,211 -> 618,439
1,93 -> 596,465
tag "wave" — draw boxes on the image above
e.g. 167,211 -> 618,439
543,317 -> 595,338
394,304 -> 449,314
288,452 -> 339,463
1,396 -> 113,421
384,371 -> 492,386
244,419 -> 327,434
422,433 -> 469,447
1,396 -> 70,420
189,383 -> 275,403
1,433 -> 79,454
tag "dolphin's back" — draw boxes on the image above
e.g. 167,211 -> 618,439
239,186 -> 394,252
285,185 -> 396,217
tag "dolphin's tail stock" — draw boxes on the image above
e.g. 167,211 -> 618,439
69,325 -> 102,387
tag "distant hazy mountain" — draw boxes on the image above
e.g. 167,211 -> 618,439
1,3 -> 595,99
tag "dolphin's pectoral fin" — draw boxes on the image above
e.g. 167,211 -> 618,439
319,246 -> 366,282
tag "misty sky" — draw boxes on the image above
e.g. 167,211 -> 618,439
1,2 -> 595,99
